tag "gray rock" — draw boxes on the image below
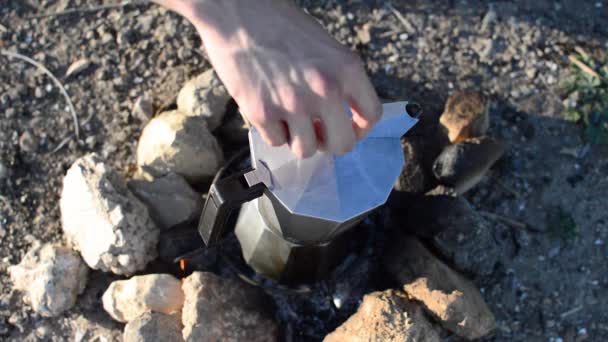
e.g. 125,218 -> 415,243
137,110 -> 223,183
8,244 -> 88,317
324,290 -> 440,342
432,136 -> 505,194
177,69 -> 230,131
60,153 -> 159,275
103,274 -> 184,323
430,196 -> 501,277
128,173 -> 203,230
123,312 -> 184,342
0,161 -> 7,179
182,272 -> 279,342
384,235 -> 496,340
394,137 -> 432,194
19,131 -> 37,152
131,95 -> 153,123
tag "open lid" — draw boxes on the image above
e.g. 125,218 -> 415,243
245,101 -> 419,222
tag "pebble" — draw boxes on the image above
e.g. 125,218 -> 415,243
19,131 -> 37,152
65,58 -> 92,79
0,161 -> 7,179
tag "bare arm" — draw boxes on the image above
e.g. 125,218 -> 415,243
154,0 -> 381,158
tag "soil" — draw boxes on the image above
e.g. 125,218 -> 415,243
1,0 -> 607,341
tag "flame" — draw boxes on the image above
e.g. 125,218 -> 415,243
179,258 -> 186,272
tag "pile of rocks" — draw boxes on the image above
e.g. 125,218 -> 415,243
8,65 -> 503,340
325,91 -> 504,340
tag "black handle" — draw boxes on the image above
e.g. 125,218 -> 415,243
198,169 -> 265,245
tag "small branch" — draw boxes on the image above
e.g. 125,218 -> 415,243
386,3 -> 416,34
574,46 -> 591,61
569,54 -> 604,81
27,1 -> 138,19
1,50 -> 80,140
560,305 -> 584,319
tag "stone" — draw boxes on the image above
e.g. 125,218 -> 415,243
182,272 -> 278,342
128,173 -> 203,230
124,312 -> 184,342
65,58 -> 91,79
103,274 -> 184,323
439,91 -> 489,143
324,289 -> 440,342
131,95 -> 153,123
394,136 -> 433,194
431,196 -> 501,277
60,153 -> 159,275
0,161 -> 7,179
388,191 -> 500,276
177,69 -> 230,131
384,235 -> 496,340
355,23 -> 371,44
432,136 -> 505,194
19,130 -> 37,152
8,244 -> 88,317
137,110 -> 223,183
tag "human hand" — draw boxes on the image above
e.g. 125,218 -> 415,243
155,0 -> 381,158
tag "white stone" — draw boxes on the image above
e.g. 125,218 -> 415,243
123,312 -> 184,342
103,274 -> 184,323
136,110 -> 223,183
177,69 -> 230,131
65,58 -> 91,78
9,244 -> 88,317
60,153 -> 159,275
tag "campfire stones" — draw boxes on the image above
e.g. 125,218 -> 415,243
439,90 -> 489,144
394,137 -> 433,195
324,289 -> 440,342
60,153 -> 158,275
8,244 -> 88,317
102,274 -> 184,323
384,235 -> 496,340
182,272 -> 279,342
128,172 -> 203,230
430,196 -> 501,277
136,110 -> 223,183
432,136 -> 505,195
123,312 -> 184,342
177,69 -> 230,131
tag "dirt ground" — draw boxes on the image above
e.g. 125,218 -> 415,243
0,0 -> 607,341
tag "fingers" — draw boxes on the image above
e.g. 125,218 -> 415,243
342,62 -> 382,138
319,97 -> 356,155
286,115 -> 317,159
257,120 -> 288,147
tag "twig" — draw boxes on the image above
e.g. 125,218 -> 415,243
574,46 -> 591,61
494,178 -> 523,199
560,305 -> 584,319
569,54 -> 604,81
386,3 -> 416,33
1,50 -> 80,140
478,210 -> 542,232
27,1 -> 137,19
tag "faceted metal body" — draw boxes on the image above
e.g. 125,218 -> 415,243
234,194 -> 363,283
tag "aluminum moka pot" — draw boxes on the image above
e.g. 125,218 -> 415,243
199,102 -> 420,284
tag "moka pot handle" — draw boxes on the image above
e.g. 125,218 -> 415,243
198,169 -> 266,245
